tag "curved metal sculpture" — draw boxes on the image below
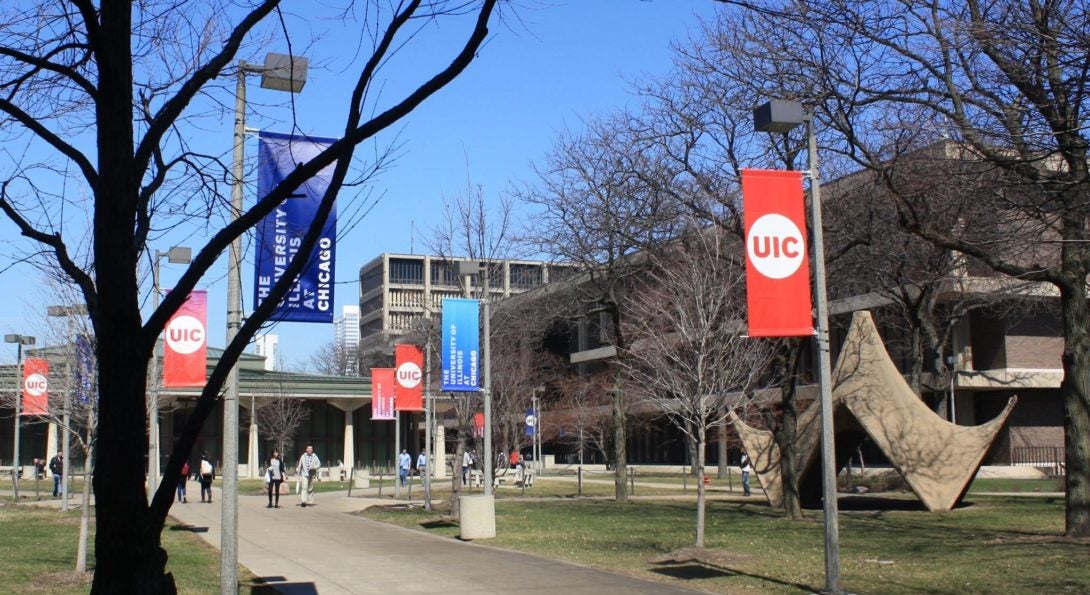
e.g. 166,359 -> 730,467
732,311 -> 1016,512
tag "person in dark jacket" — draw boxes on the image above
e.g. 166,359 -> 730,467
48,452 -> 64,497
198,453 -> 215,503
265,450 -> 287,508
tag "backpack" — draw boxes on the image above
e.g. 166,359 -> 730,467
181,462 -> 190,477
200,459 -> 213,478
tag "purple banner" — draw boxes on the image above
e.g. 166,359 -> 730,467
253,130 -> 338,323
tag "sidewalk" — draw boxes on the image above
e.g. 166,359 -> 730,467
167,486 -> 706,594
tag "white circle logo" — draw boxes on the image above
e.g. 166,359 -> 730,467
526,414 -> 537,427
396,361 -> 422,389
165,315 -> 206,355
747,214 -> 805,279
24,373 -> 48,397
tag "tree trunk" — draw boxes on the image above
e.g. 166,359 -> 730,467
612,384 -> 628,503
1059,279 -> 1090,536
781,341 -> 804,519
695,432 -> 706,548
717,406 -> 728,479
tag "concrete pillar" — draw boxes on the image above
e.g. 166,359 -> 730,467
241,398 -> 260,478
343,409 -> 355,474
45,422 -> 58,461
433,424 -> 446,478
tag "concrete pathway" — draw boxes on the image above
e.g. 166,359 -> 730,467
167,487 -> 707,594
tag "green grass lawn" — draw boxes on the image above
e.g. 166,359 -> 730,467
359,494 -> 1088,594
968,477 -> 1063,493
0,504 -> 262,593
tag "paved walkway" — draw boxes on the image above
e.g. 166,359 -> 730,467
167,486 -> 707,594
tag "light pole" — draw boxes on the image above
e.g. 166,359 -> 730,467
532,386 -> 545,473
5,333 -> 35,502
48,304 -> 87,512
224,52 -> 307,595
754,99 -> 841,594
148,246 -> 192,501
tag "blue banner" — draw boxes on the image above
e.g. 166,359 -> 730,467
524,408 -> 537,436
441,298 -> 480,392
75,334 -> 95,404
253,130 -> 338,323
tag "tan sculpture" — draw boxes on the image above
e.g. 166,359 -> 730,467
732,310 -> 1016,512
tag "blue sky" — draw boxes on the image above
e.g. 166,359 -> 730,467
0,1 -> 721,368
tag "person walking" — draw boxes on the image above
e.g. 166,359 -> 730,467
416,451 -> 427,478
461,448 -> 472,484
48,452 -> 63,498
198,453 -> 215,503
740,452 -> 753,497
296,445 -> 321,507
177,458 -> 190,503
398,449 -> 411,486
265,450 -> 287,508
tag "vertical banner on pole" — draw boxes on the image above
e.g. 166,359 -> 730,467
370,368 -> 396,420
22,358 -> 49,416
441,299 -> 480,392
472,412 -> 485,439
524,408 -> 537,437
74,335 -> 95,405
741,169 -> 814,337
253,131 -> 338,323
394,344 -> 424,411
163,290 -> 208,387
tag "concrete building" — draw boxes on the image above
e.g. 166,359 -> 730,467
357,253 -> 571,359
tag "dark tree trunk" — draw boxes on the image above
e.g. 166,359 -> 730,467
1058,276 -> 1090,537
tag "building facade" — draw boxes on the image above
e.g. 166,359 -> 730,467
357,253 -> 571,359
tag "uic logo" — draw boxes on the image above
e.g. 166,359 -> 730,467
396,361 -> 422,388
166,315 -> 206,355
24,373 -> 48,396
747,213 -> 805,280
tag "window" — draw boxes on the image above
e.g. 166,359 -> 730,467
389,258 -> 424,285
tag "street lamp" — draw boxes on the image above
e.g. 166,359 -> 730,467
148,246 -> 192,501
47,304 -> 87,512
6,333 -> 36,502
754,99 -> 842,594
224,51 -> 307,595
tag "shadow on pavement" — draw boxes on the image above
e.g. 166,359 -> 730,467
167,524 -> 208,533
251,581 -> 319,594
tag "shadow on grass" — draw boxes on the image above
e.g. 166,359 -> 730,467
649,559 -> 816,592
168,524 -> 208,533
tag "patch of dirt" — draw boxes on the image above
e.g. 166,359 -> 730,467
988,534 -> 1090,546
649,546 -> 755,567
28,571 -> 93,591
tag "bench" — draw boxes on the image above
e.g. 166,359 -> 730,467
494,468 -> 534,488
468,470 -> 484,488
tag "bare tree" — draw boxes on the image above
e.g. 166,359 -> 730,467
620,227 -> 772,546
426,175 -> 519,518
518,115 -> 684,502
252,395 -> 310,458
717,0 -> 1090,537
0,1 -> 500,589
306,341 -> 357,377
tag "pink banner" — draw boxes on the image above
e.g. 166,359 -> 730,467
370,368 -> 396,420
163,290 -> 208,387
22,358 -> 49,416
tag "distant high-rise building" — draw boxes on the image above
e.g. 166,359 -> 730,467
253,333 -> 279,371
334,305 -> 361,376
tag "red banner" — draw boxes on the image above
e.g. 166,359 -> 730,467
22,358 -> 48,416
741,169 -> 814,337
163,290 -> 208,387
473,412 -> 484,438
370,368 -> 396,420
394,344 -> 424,411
